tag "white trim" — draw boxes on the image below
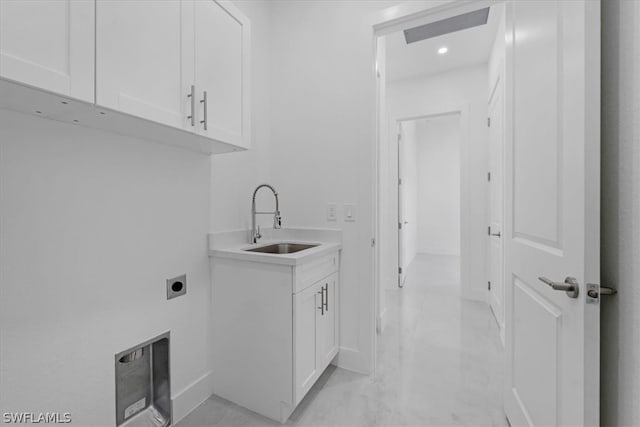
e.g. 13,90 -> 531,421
171,371 -> 213,424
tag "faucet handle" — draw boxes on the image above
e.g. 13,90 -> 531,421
274,213 -> 282,229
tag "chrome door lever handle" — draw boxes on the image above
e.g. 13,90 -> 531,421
586,283 -> 617,303
490,232 -> 501,237
538,276 -> 579,298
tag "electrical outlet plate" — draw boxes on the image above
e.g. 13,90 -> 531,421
167,274 -> 187,300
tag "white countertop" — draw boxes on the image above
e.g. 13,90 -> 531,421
209,240 -> 342,266
208,228 -> 342,266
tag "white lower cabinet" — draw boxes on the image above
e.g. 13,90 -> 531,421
211,250 -> 340,423
294,273 -> 338,403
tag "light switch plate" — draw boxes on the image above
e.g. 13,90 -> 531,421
327,203 -> 337,221
343,203 -> 356,222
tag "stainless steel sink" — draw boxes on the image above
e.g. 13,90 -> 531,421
244,243 -> 319,254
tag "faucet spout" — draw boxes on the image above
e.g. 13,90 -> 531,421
251,184 -> 282,244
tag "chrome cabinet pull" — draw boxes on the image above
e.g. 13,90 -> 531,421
323,284 -> 328,312
538,276 -> 579,298
317,290 -> 324,315
200,91 -> 208,131
187,85 -> 195,126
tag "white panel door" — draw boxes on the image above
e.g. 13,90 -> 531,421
194,0 -> 250,148
504,1 -> 600,426
488,76 -> 505,336
293,282 -> 320,404
0,0 -> 94,102
96,0 -> 192,129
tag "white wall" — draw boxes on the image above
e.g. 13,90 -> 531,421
601,1 -> 640,425
0,2 -> 273,424
415,116 -> 461,255
210,1 -> 272,233
399,120 -> 418,268
268,0 -> 398,373
0,112 -> 211,425
385,65 -> 489,301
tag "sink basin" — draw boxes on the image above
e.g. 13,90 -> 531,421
244,243 -> 319,254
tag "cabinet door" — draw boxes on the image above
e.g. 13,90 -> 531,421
0,0 -> 94,102
194,0 -> 250,148
293,282 -> 321,404
96,0 -> 192,129
317,273 -> 339,370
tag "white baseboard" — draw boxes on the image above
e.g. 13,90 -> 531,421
461,287 -> 487,303
335,346 -> 372,375
171,371 -> 213,424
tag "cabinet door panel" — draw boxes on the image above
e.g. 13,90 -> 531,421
194,0 -> 249,147
294,283 -> 320,404
317,273 -> 338,369
0,0 -> 94,102
96,0 -> 191,129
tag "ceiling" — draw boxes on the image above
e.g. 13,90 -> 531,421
385,6 -> 500,83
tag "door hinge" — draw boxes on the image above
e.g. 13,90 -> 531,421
487,117 -> 491,127
398,178 -> 402,185
488,226 -> 491,236
488,281 -> 491,290
398,267 -> 403,274
487,172 -> 491,182
398,222 -> 402,230
371,237 -> 376,247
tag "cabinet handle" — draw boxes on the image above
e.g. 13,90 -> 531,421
187,85 -> 195,127
200,91 -> 208,131
317,290 -> 324,315
323,284 -> 328,312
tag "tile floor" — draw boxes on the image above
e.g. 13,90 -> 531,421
178,254 -> 506,426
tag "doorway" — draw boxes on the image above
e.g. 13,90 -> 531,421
372,1 -> 602,425
397,113 -> 462,290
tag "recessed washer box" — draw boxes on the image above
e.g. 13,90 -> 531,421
115,332 -> 171,427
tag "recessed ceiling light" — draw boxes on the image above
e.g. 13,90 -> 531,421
438,46 -> 448,55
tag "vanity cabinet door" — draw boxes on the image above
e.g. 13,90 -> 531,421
316,273 -> 338,369
0,0 -> 94,102
293,281 -> 321,404
96,0 -> 193,129
193,0 -> 250,148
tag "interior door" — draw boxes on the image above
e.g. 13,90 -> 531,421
0,0 -> 94,102
504,1 -> 600,426
488,75 -> 505,337
397,123 -> 407,287
96,0 -> 191,129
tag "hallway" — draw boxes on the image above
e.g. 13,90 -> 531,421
179,254 -> 505,426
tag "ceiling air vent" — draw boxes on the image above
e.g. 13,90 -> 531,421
404,7 -> 490,44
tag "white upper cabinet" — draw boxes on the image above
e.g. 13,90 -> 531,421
96,0 -> 192,130
0,0 -> 250,154
194,0 -> 251,149
0,0 -> 94,102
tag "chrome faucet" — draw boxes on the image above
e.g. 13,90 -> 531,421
251,184 -> 282,243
